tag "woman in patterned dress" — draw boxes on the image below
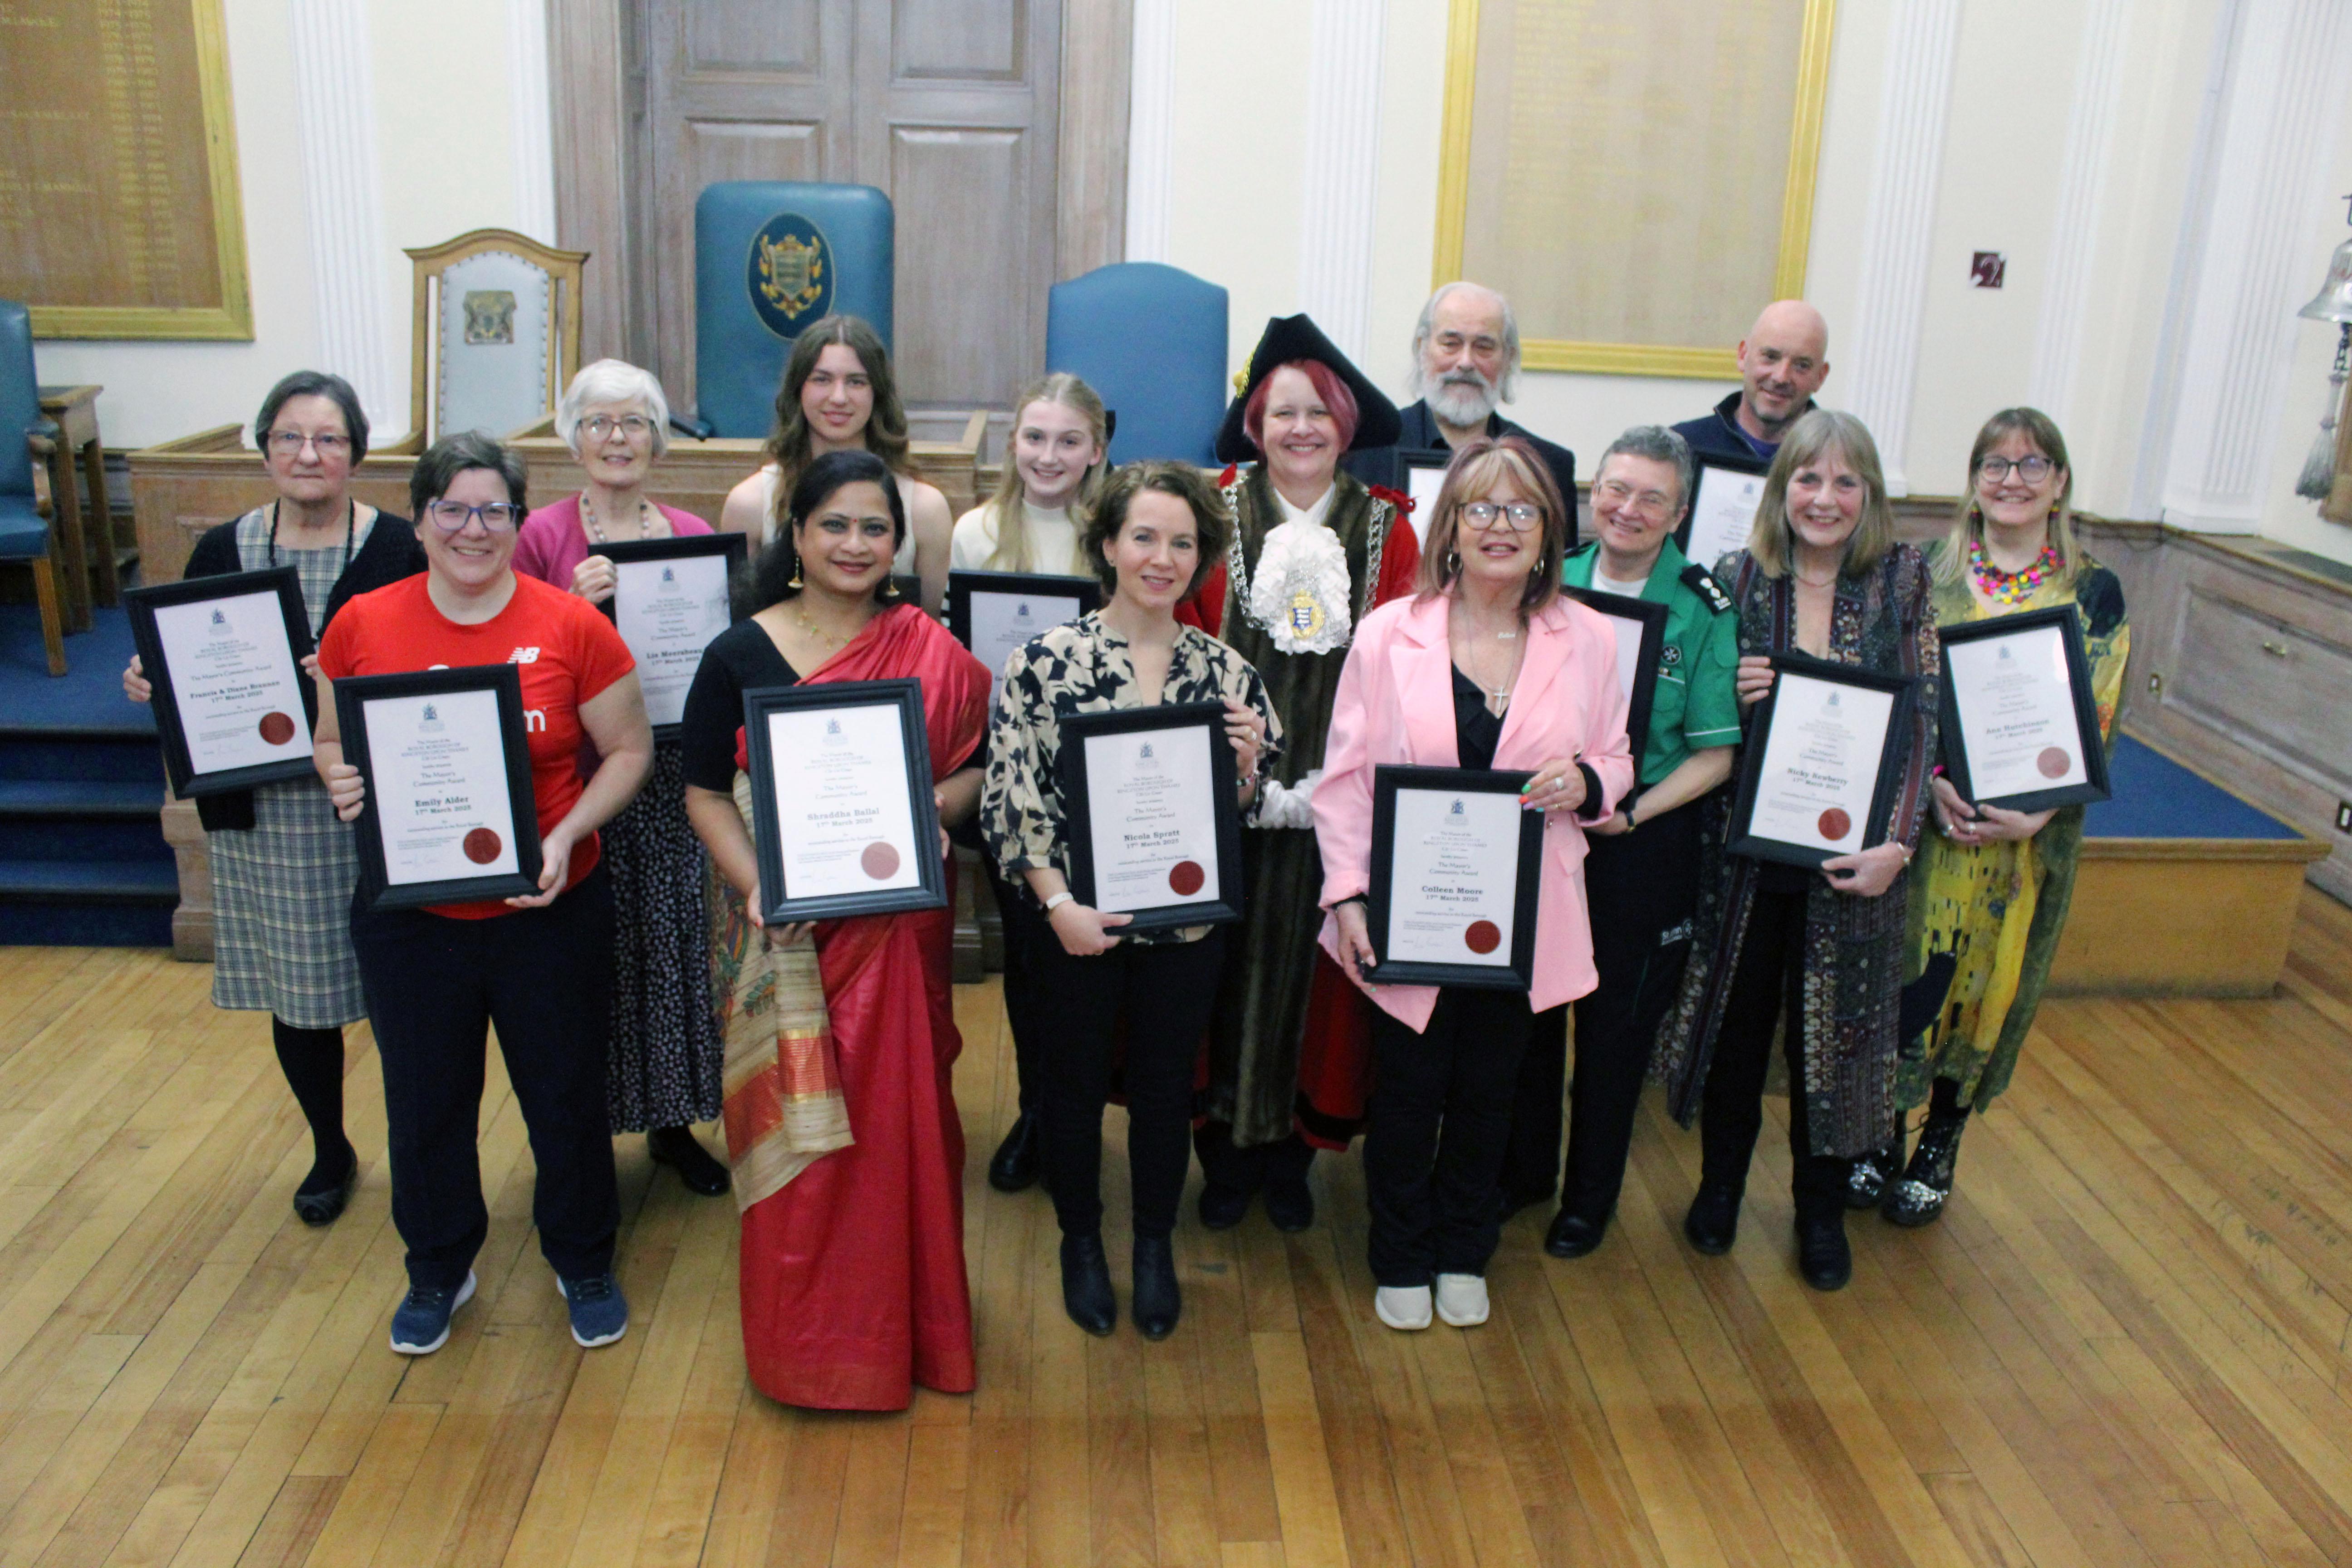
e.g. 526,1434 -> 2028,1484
1865,408 -> 2128,1225
122,371 -> 425,1225
984,461 -> 1278,1340
514,360 -> 730,1197
1650,409 -> 1940,1293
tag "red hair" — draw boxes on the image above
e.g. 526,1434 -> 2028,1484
1242,358 -> 1359,454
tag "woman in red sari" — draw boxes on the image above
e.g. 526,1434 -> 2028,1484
681,449 -> 989,1409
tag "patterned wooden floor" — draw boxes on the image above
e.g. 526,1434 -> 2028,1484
2,889 -> 2351,1567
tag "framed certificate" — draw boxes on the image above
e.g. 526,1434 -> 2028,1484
947,569 -> 1102,704
1727,654 -> 1916,869
1937,605 -> 2111,812
1364,765 -> 1545,990
1396,449 -> 1453,545
1565,588 -> 1669,762
1678,456 -> 1769,572
334,665 -> 544,911
588,533 -> 748,738
126,568 -> 319,797
1058,701 -> 1245,932
744,678 -> 949,924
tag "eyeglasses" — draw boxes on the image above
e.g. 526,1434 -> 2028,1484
580,414 -> 655,441
266,430 -> 351,456
1595,480 -> 1676,519
1460,500 -> 1543,532
425,500 -> 522,532
1979,455 -> 2055,484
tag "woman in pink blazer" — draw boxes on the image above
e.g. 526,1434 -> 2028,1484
1313,437 -> 1635,1333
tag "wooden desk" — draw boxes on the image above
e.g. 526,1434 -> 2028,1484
34,385 -> 118,624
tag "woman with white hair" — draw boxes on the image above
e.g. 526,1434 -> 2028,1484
515,359 -> 730,1198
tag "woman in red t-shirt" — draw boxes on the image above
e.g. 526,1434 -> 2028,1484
313,431 -> 654,1358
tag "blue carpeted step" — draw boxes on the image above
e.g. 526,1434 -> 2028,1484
0,732 -> 165,784
0,857 -> 177,946
0,778 -> 171,862
0,901 -> 174,946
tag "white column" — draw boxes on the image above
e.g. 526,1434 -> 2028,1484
2153,0 -> 2352,532
2026,0 -> 2127,427
508,0 -> 558,245
1839,0 -> 1963,497
1123,0 -> 1176,265
1294,0 -> 1387,362
288,0 -> 398,433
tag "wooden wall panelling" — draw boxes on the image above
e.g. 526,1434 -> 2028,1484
1055,0 -> 1132,279
549,0 -> 639,364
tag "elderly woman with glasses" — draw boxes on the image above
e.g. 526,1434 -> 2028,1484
121,370 -> 425,1229
514,359 -> 730,1199
315,432 -> 653,1357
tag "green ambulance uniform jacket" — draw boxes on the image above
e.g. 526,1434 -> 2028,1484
1561,535 -> 1742,790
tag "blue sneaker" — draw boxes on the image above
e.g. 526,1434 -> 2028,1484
389,1270 -> 476,1355
556,1271 -> 628,1347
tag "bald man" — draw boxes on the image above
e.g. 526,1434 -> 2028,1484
1672,300 -> 1830,466
1345,281 -> 1577,544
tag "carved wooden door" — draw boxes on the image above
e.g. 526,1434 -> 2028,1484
637,0 -> 1061,412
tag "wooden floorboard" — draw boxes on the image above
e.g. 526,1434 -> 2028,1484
0,893 -> 2349,1565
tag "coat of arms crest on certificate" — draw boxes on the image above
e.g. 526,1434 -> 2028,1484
746,212 -> 835,338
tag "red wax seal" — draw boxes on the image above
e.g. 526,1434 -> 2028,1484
1168,860 -> 1206,896
1817,808 -> 1852,842
257,711 -> 296,745
2037,746 -> 2071,778
1464,920 -> 1502,955
462,828 -> 502,864
860,841 -> 901,880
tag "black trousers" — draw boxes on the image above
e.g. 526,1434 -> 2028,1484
1194,1120 -> 1314,1195
1696,881 -> 1849,1221
1364,987 -> 1537,1287
1034,929 -> 1227,1241
351,864 -> 621,1291
984,861 -> 1053,1118
1504,800 -> 1702,1221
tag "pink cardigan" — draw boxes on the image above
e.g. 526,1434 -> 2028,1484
1312,591 -> 1636,1032
513,495 -> 713,590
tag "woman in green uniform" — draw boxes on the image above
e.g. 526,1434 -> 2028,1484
1499,426 -> 1744,1257
1865,407 -> 2128,1225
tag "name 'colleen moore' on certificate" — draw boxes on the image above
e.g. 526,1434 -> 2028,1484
1936,604 -> 2110,812
1057,701 -> 1246,933
127,566 -> 319,797
1727,653 -> 1916,869
334,664 -> 544,910
589,533 -> 747,737
1365,765 -> 1545,990
743,678 -> 949,925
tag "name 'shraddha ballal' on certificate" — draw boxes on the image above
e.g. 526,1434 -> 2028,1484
767,705 -> 922,897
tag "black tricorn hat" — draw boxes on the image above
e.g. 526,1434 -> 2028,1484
1214,313 -> 1403,464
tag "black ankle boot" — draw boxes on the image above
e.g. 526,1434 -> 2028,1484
1684,1180 -> 1742,1255
648,1126 -> 731,1196
1060,1234 -> 1116,1336
1797,1209 -> 1852,1290
1882,1113 -> 1966,1227
988,1112 -> 1042,1192
1847,1137 -> 1903,1210
1132,1235 -> 1180,1339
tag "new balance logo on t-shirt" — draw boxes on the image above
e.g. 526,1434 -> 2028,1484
510,647 -> 541,664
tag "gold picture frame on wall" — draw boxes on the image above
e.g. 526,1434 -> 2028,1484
1432,0 -> 1836,379
5,0 -> 253,340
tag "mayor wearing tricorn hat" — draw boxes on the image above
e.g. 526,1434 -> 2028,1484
1178,313 -> 1421,1231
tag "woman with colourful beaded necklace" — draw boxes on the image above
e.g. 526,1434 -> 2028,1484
1862,407 -> 2130,1226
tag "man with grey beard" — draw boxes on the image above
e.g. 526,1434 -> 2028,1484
1345,281 -> 1578,546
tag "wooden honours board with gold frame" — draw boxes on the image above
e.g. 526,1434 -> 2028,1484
1432,0 -> 1833,379
0,0 -> 252,339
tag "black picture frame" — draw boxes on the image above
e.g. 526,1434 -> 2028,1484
1057,701 -> 1245,933
125,566 -> 320,798
335,664 -> 545,911
1726,652 -> 1916,869
586,531 -> 749,740
946,568 -> 1102,680
1936,604 -> 2112,812
1395,447 -> 1454,537
1564,587 -> 1670,763
742,677 -> 949,924
1364,764 -> 1546,991
1676,454 -> 1770,568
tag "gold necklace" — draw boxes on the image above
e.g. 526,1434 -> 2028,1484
794,599 -> 862,651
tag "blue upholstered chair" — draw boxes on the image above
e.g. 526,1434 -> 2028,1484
694,182 -> 896,439
1046,263 -> 1229,466
0,302 -> 65,676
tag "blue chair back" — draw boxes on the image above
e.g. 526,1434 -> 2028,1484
0,301 -> 39,501
1046,263 -> 1229,466
695,182 -> 895,439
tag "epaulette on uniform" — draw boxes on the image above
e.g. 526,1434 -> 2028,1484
1681,562 -> 1733,615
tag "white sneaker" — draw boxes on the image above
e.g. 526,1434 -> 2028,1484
1435,1273 -> 1490,1327
1375,1284 -> 1433,1331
